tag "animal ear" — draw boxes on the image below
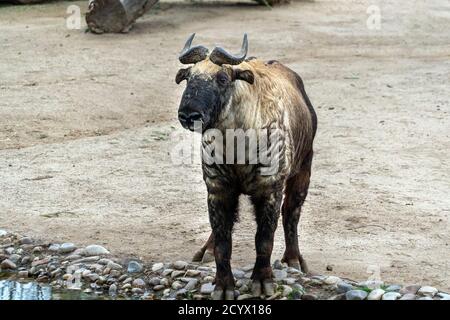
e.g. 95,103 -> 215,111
233,69 -> 254,84
175,68 -> 190,84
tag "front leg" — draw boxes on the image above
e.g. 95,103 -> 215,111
207,186 -> 239,300
250,191 -> 283,297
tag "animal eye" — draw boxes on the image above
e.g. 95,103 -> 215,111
217,73 -> 229,85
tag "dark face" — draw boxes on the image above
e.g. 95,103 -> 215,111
176,65 -> 254,132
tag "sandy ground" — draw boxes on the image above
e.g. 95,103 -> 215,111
0,0 -> 449,290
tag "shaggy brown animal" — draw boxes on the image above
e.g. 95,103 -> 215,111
175,34 -> 317,300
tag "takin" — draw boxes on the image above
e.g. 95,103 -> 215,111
175,34 -> 317,300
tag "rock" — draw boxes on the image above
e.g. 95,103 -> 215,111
107,261 -> 123,270
232,269 -> 246,279
132,288 -> 144,295
326,264 -> 333,271
292,283 -> 304,292
242,265 -> 254,272
417,296 -> 433,300
83,245 -> 110,256
281,285 -> 293,297
346,290 -> 368,300
273,259 -> 283,269
437,293 -> 450,300
399,293 -> 416,300
127,261 -> 143,273
237,294 -> 253,300
382,292 -> 401,300
358,280 -> 384,289
8,254 -> 21,263
21,256 -> 31,264
31,258 -> 50,267
123,277 -> 133,284
301,294 -> 318,300
173,260 -> 188,270
18,270 -> 29,278
324,276 -> 341,285
239,285 -> 249,294
329,293 -> 346,300
172,281 -> 185,290
59,243 -> 77,253
337,281 -> 354,293
162,269 -> 174,277
19,237 -> 33,245
32,246 -> 43,253
200,283 -> 215,295
273,269 -> 288,281
160,278 -> 169,287
153,285 -> 165,291
1,258 -> 17,270
48,244 -> 61,252
289,289 -> 303,300
385,284 -> 402,292
109,284 -> 117,295
149,277 -> 161,286
184,279 -> 199,291
400,285 -> 421,295
87,273 -> 100,282
367,289 -> 385,300
185,269 -> 201,277
203,275 -> 215,282
283,278 -> 297,285
132,278 -> 146,288
5,247 -> 14,255
176,289 -> 187,297
171,270 -> 185,278
418,286 -> 438,297
0,229 -> 7,237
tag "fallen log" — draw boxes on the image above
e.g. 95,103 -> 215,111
86,0 -> 159,34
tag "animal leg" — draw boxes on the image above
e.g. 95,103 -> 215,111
281,151 -> 313,273
192,232 -> 215,263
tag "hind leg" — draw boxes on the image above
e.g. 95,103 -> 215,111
281,151 -> 313,273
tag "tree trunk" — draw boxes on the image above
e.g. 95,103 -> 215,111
86,0 -> 159,34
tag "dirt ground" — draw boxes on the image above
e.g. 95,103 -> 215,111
0,0 -> 449,290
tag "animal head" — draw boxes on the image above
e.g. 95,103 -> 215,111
175,34 -> 255,132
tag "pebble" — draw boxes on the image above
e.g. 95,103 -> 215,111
399,293 -> 416,300
200,283 -> 215,294
232,269 -> 246,279
109,284 -> 117,295
172,281 -> 185,290
324,276 -> 341,285
173,260 -> 188,270
281,285 -> 293,297
400,285 -> 421,295
149,277 -> 161,286
382,292 -> 401,300
337,281 -> 354,293
132,278 -> 146,288
237,294 -> 253,300
203,275 -> 215,282
385,284 -> 402,292
49,244 -> 61,252
83,245 -> 110,256
0,229 -> 7,237
8,254 -> 21,263
184,279 -> 199,291
273,260 -> 283,269
21,256 -> 31,264
5,247 -> 14,255
132,288 -> 144,295
18,270 -> 29,278
367,288 -> 385,300
241,265 -> 254,272
106,261 -> 122,270
283,278 -> 297,285
417,296 -> 433,300
127,261 -> 143,273
418,286 -> 438,297
19,237 -> 33,245
185,269 -> 201,277
160,278 -> 169,287
1,258 -> 17,270
437,292 -> 450,300
346,290 -> 368,300
59,243 -> 77,254
273,269 -> 288,281
171,270 -> 185,278
162,269 -> 174,276
153,285 -> 165,291
358,280 -> 384,289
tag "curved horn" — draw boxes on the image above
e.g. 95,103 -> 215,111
209,34 -> 249,66
179,33 -> 209,65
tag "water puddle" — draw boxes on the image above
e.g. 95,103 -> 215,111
0,279 -> 105,300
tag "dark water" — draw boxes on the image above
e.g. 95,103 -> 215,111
0,279 -> 101,300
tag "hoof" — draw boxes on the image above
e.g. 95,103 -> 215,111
252,279 -> 275,298
212,287 -> 235,300
192,249 -> 215,264
282,256 -> 309,274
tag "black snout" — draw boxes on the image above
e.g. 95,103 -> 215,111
178,110 -> 204,131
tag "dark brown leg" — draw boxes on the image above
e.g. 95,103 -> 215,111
281,151 -> 313,273
192,232 -> 215,263
250,190 -> 283,297
208,188 -> 239,300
